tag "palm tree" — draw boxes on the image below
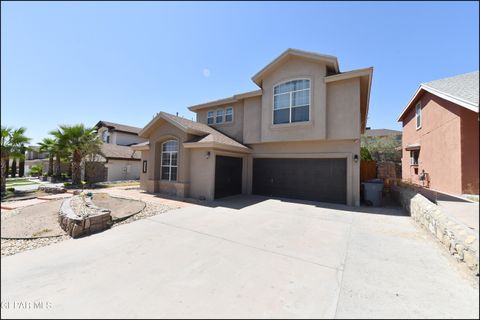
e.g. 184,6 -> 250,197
51,124 -> 103,185
1,126 -> 31,193
38,137 -> 56,176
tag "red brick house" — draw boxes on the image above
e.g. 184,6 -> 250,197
398,71 -> 479,195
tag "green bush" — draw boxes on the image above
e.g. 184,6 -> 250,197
29,164 -> 43,177
6,187 -> 15,192
63,182 -> 72,187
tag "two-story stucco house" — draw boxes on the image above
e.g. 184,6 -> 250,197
133,49 -> 372,206
398,71 -> 479,196
92,121 -> 148,182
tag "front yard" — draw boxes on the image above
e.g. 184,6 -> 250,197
1,195 -> 478,318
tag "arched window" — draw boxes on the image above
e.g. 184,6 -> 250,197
161,140 -> 178,181
273,79 -> 310,124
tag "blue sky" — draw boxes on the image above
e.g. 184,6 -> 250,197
1,1 -> 478,144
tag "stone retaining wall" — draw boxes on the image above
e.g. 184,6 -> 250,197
58,197 -> 112,238
392,185 -> 479,276
38,185 -> 67,194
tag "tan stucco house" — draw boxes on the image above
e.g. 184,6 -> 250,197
398,71 -> 479,196
88,121 -> 147,182
133,49 -> 372,206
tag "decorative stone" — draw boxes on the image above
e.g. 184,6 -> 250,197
58,196 -> 112,238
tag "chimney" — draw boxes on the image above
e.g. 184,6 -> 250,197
176,112 -> 179,117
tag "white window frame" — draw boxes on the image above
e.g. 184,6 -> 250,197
207,111 -> 214,125
410,150 -> 419,166
415,102 -> 422,129
160,140 -> 178,181
272,78 -> 311,125
225,107 -> 234,123
215,109 -> 224,124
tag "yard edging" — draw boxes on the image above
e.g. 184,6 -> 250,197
392,185 -> 479,276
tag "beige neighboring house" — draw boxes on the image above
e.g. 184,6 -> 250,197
133,49 -> 372,206
91,121 -> 147,182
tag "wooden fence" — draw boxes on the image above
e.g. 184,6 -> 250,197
360,160 -> 377,182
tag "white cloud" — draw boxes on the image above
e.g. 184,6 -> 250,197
202,68 -> 211,78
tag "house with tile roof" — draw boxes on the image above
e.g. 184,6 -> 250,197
398,71 -> 479,195
132,49 -> 373,206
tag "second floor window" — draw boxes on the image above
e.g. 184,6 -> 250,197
225,107 -> 233,122
415,102 -> 422,129
207,111 -> 214,125
273,79 -> 310,124
216,109 -> 224,124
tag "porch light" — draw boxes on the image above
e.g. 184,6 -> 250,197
354,154 -> 359,163
206,151 -> 211,159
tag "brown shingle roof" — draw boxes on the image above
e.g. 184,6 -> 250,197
101,143 -> 141,160
160,112 -> 250,150
95,121 -> 142,135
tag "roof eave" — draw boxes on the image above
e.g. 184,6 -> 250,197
251,48 -> 340,87
398,84 -> 479,122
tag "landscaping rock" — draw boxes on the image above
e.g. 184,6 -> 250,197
38,186 -> 67,194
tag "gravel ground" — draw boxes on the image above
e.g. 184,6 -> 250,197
1,201 -> 174,257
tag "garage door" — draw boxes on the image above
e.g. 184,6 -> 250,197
215,156 -> 243,199
252,158 -> 347,204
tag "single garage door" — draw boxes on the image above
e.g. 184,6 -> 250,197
215,156 -> 243,199
252,158 -> 347,204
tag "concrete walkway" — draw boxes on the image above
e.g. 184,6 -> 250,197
1,196 -> 478,318
437,200 -> 479,232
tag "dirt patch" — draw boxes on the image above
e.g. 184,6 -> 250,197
1,200 -> 66,239
90,193 -> 146,221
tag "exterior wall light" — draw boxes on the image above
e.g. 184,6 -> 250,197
354,154 -> 359,163
206,151 -> 211,159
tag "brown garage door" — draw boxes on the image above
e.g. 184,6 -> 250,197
252,158 -> 347,204
215,156 -> 243,199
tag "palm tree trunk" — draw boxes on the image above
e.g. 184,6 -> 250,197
5,156 -> 10,178
72,151 -> 82,185
54,155 -> 61,177
1,154 -> 7,193
11,159 -> 17,178
48,155 -> 54,176
19,145 -> 26,177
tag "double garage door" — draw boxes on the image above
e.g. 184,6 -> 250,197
252,158 -> 347,204
214,156 -> 347,205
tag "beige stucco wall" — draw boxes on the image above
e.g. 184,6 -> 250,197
139,150 -> 149,190
196,101 -> 244,142
113,131 -> 147,146
189,148 -> 215,200
243,96 -> 262,144
326,78 -> 361,139
248,140 -> 360,206
106,159 -> 141,181
142,120 -> 192,197
260,58 -> 327,142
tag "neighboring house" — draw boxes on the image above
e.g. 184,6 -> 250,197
133,49 -> 372,206
89,121 -> 147,182
397,71 -> 479,195
24,146 -> 50,175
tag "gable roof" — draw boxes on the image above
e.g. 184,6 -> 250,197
188,90 -> 262,111
252,48 -> 340,87
139,112 -> 250,152
398,71 -> 479,121
100,143 -> 140,160
95,121 -> 142,135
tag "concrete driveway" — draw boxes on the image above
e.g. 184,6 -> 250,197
1,196 -> 478,318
